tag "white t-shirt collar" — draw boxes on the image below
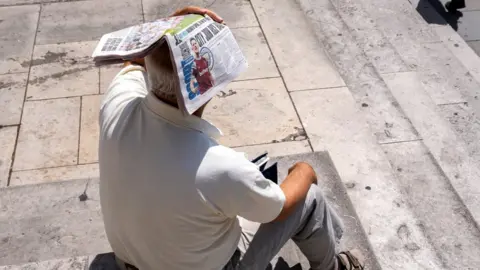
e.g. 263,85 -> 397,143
143,92 -> 222,139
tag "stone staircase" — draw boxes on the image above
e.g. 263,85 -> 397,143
0,153 -> 380,269
2,0 -> 480,269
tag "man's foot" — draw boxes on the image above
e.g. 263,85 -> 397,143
336,249 -> 365,270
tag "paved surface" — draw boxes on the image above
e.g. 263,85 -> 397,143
1,0 -> 480,269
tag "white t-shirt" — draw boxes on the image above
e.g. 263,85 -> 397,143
98,65 -> 286,270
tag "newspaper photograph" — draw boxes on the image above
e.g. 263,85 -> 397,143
166,16 -> 247,114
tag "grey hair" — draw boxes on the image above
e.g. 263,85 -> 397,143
145,44 -> 179,105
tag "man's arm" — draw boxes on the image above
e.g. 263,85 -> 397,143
273,162 -> 317,222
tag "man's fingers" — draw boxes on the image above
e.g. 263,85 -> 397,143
171,6 -> 224,23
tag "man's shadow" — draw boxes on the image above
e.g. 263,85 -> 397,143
416,0 -> 462,30
88,253 -> 304,269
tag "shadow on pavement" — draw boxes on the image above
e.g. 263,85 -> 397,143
88,253 -> 305,269
416,0 -> 462,30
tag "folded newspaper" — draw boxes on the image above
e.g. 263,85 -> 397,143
92,14 -> 248,114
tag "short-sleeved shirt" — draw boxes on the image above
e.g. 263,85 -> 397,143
99,65 -> 286,270
192,56 -> 213,94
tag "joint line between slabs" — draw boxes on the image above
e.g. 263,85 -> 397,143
247,1 -> 314,152
7,4 -> 43,187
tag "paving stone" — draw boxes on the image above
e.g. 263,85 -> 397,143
204,78 -> 303,147
0,5 -> 39,74
79,95 -> 101,164
434,25 -> 480,84
0,210 -> 109,266
348,79 -> 420,144
13,98 -> 80,171
100,64 -> 123,94
0,126 -> 17,187
233,141 -> 312,159
36,0 -> 143,45
251,0 -> 345,91
232,27 -> 279,81
382,71 -> 480,228
27,41 -> 99,100
297,0 -> 379,84
457,10 -> 480,41
0,73 -> 27,125
143,0 -> 258,29
290,87 -> 444,269
9,163 -> 99,186
0,257 -> 88,270
382,140 -> 480,270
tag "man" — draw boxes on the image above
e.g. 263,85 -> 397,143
190,37 -> 214,94
99,6 -> 364,270
445,0 -> 466,13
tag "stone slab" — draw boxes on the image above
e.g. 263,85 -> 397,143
382,140 -> 480,269
80,95 -> 101,164
204,78 -> 303,147
0,73 -> 27,125
382,71 -> 480,228
233,141 -> 312,159
0,209 -> 109,266
9,163 -> 99,186
36,0 -> 143,45
0,127 -> 17,187
297,0 -> 379,84
348,79 -> 420,144
100,64 -> 123,94
457,10 -> 480,41
27,41 -> 99,100
232,27 -> 279,81
0,257 -> 88,270
290,87 -> 445,269
143,0 -> 259,29
394,41 -> 480,105
0,5 -> 39,74
250,0 -> 345,91
0,178 -> 99,220
351,28 -> 410,74
13,98 -> 80,171
434,25 -> 480,85
439,102 -> 480,164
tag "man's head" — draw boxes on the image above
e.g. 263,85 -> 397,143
145,44 -> 179,106
190,38 -> 200,55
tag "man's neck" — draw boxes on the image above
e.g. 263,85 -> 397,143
157,95 -> 205,118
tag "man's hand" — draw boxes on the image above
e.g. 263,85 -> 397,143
124,7 -> 223,68
171,6 -> 224,23
288,162 -> 317,185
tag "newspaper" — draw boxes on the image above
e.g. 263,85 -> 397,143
92,14 -> 248,114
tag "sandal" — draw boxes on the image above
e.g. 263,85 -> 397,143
337,249 -> 365,270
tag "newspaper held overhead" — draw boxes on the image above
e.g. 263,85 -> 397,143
92,14 -> 248,114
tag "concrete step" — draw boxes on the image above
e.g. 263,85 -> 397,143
295,0 -> 480,269
0,152 -> 378,269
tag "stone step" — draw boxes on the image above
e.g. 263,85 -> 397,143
0,152 -> 378,269
295,0 -> 480,269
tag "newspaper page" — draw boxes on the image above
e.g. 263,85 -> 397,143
92,16 -> 185,60
165,15 -> 248,114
